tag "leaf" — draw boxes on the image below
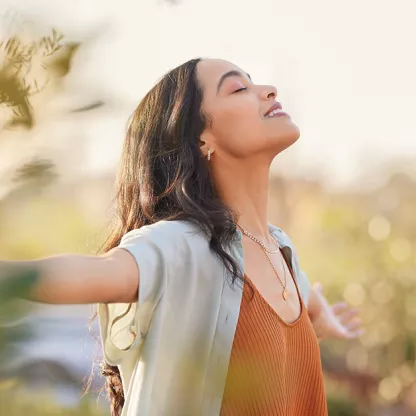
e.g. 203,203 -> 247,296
12,159 -> 57,183
0,269 -> 39,302
0,29 -> 68,131
47,42 -> 80,77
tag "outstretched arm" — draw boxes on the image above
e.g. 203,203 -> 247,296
0,248 -> 139,305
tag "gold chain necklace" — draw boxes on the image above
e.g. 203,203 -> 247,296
238,224 -> 289,301
238,226 -> 279,254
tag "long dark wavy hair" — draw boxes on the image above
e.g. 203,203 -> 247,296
98,58 -> 245,415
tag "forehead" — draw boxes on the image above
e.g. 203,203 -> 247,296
196,59 -> 246,92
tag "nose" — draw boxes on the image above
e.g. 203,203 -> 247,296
260,85 -> 277,100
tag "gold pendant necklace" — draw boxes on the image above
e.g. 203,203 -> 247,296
238,224 -> 289,301
263,249 -> 289,301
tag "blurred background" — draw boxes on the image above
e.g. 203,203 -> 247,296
0,0 -> 415,415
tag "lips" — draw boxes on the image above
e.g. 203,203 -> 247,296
264,102 -> 283,117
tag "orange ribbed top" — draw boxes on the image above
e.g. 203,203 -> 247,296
220,274 -> 328,416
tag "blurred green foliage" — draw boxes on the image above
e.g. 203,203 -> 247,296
0,28 -> 79,130
0,392 -> 105,416
327,396 -> 362,416
0,269 -> 38,365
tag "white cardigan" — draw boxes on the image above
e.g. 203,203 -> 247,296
98,220 -> 311,416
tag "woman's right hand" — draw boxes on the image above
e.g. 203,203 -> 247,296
0,248 -> 140,305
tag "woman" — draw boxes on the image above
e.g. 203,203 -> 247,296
1,58 -> 362,416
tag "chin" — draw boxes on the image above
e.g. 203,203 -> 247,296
286,120 -> 301,141
271,122 -> 300,153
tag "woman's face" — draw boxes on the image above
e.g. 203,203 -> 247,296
197,59 -> 300,162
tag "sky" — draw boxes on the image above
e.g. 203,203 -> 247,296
1,0 -> 416,189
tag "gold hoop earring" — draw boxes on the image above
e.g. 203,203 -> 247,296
207,148 -> 211,161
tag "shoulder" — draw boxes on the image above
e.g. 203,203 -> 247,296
121,220 -> 209,251
268,224 -> 295,250
269,223 -> 301,269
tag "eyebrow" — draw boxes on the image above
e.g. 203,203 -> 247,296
216,70 -> 252,94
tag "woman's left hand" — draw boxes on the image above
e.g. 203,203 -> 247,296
310,283 -> 364,341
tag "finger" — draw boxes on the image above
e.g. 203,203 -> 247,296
345,317 -> 362,331
333,327 -> 350,339
331,302 -> 348,315
345,328 -> 365,339
339,308 -> 360,323
313,282 -> 323,293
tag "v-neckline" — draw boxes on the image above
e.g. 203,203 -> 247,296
243,249 -> 305,327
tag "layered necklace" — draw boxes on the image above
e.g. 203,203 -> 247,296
238,224 -> 289,301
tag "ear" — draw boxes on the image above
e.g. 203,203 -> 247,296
199,130 -> 215,158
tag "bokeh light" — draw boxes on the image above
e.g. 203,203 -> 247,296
368,216 -> 391,241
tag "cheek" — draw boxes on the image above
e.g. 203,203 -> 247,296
212,103 -> 263,151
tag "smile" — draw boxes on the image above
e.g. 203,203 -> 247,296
265,108 -> 290,118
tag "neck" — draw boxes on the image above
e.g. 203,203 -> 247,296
211,156 -> 273,244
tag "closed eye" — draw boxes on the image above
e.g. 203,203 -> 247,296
233,87 -> 247,93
